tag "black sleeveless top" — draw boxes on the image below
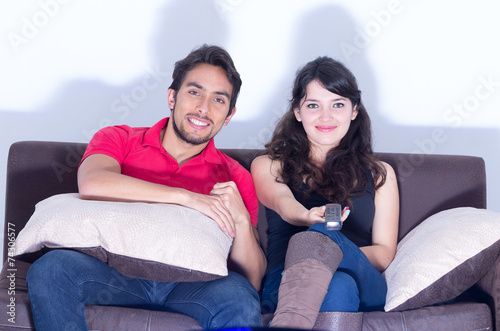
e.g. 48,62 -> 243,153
265,171 -> 376,276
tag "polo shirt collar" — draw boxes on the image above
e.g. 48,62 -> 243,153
143,117 -> 168,148
199,139 -> 222,164
144,117 -> 223,165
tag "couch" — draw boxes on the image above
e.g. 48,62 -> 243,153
0,140 -> 498,331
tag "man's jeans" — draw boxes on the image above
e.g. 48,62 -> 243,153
261,223 -> 387,313
26,250 -> 261,331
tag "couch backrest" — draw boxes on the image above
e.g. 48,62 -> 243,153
4,141 -> 487,261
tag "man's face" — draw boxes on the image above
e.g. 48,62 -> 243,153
168,63 -> 236,146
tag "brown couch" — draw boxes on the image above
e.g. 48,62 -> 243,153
1,141 -> 498,330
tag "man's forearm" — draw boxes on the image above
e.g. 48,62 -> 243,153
79,168 -> 192,204
229,224 -> 267,291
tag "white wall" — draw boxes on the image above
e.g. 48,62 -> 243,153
1,0 -> 499,250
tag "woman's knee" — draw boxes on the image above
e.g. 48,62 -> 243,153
308,223 -> 346,246
320,272 -> 360,312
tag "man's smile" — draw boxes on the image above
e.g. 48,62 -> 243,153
187,116 -> 211,128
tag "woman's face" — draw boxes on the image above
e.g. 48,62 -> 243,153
294,79 -> 358,158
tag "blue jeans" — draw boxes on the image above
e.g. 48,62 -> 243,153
26,250 -> 261,331
261,224 -> 387,313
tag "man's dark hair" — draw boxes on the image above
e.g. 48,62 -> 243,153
169,44 -> 242,115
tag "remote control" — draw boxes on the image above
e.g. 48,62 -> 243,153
324,203 -> 342,230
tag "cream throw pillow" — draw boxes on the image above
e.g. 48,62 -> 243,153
384,207 -> 500,311
15,193 -> 233,282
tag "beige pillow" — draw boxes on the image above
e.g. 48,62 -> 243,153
383,207 -> 500,311
15,193 -> 233,282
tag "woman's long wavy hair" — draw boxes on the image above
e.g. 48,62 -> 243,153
265,57 -> 386,206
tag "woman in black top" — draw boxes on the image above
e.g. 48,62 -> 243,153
251,56 -> 399,329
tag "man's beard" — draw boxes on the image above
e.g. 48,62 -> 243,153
171,110 -> 214,146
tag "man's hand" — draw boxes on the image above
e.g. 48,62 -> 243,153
182,190 -> 236,238
210,181 -> 251,236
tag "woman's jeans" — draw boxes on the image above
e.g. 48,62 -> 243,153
26,250 -> 261,331
261,223 -> 387,313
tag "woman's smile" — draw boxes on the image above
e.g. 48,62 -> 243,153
315,125 -> 337,133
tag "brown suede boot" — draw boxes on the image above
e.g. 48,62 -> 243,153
270,231 -> 343,330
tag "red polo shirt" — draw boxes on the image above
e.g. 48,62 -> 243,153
82,117 -> 259,226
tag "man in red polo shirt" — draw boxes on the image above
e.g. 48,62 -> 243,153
26,45 -> 266,330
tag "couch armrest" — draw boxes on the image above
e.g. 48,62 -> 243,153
477,254 -> 500,331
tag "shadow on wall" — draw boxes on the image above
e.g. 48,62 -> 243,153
217,3 -> 499,211
0,0 -> 228,251
1,0 -> 230,147
219,4 -> 380,149
1,1 -> 498,210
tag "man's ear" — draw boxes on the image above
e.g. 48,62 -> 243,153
167,89 -> 176,110
224,107 -> 237,126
